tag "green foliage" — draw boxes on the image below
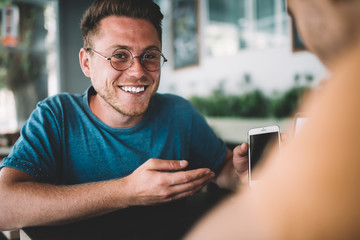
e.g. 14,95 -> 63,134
271,86 -> 309,118
189,85 -> 311,119
238,90 -> 270,117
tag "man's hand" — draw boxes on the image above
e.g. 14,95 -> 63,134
123,159 -> 215,206
233,143 -> 249,183
232,135 -> 285,184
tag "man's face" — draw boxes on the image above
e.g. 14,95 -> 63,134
87,16 -> 162,117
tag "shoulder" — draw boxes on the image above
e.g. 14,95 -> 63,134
37,91 -> 85,114
25,92 -> 87,127
151,93 -> 194,111
39,92 -> 83,107
149,93 -> 205,124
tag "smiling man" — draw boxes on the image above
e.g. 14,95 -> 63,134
0,0 -> 249,238
81,16 -> 163,125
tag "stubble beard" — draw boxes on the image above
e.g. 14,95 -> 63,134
99,83 -> 158,117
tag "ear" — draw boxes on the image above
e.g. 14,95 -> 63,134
79,48 -> 91,78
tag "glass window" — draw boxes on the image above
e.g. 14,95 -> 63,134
255,0 -> 275,33
0,0 -> 58,134
208,0 -> 243,24
250,0 -> 289,49
205,0 -> 288,54
206,0 -> 243,57
256,0 -> 275,19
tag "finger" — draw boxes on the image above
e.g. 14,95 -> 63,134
233,143 -> 249,175
164,175 -> 214,201
234,142 -> 248,157
281,132 -> 288,142
144,158 -> 188,171
166,183 -> 208,202
166,168 -> 214,186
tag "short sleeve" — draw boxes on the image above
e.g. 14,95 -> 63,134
0,102 -> 62,184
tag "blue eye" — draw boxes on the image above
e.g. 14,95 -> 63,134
113,53 -> 126,59
143,51 -> 161,61
111,49 -> 131,62
144,53 -> 155,59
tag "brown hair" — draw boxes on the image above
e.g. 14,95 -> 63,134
80,0 -> 164,47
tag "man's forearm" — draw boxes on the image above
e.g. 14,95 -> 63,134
0,158 -> 215,231
0,177 -> 130,231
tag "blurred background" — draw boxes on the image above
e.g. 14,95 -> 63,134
0,0 -> 328,151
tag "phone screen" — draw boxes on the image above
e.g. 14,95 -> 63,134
249,132 -> 279,178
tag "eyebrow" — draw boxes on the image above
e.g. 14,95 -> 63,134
108,45 -> 161,53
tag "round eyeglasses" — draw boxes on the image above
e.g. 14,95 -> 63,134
86,47 -> 168,72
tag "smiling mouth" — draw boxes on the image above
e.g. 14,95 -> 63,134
120,85 -> 148,94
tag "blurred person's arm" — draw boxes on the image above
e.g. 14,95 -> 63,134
186,52 -> 360,239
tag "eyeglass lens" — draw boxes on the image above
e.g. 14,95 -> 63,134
110,48 -> 165,71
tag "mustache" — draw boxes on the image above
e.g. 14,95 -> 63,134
124,74 -> 149,82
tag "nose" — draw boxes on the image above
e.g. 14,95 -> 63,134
126,56 -> 146,78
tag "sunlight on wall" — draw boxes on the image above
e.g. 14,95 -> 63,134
45,3 -> 59,97
0,90 -> 17,133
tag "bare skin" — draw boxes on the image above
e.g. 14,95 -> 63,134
0,159 -> 214,230
186,0 -> 360,239
0,16 -> 249,231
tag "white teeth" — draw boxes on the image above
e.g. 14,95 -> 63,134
121,86 -> 145,94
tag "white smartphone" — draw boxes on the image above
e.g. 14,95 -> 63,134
248,125 -> 280,187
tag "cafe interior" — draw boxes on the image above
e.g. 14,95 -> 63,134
0,0 -> 327,239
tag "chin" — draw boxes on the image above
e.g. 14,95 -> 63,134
117,104 -> 149,117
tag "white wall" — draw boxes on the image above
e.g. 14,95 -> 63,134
157,0 -> 328,99
159,46 -> 328,98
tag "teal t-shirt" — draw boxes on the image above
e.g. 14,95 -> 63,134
1,86 -> 227,185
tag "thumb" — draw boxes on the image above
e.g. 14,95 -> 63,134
234,142 -> 249,158
144,158 -> 188,171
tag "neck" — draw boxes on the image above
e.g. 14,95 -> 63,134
89,94 -> 145,129
324,34 -> 360,71
330,40 -> 360,75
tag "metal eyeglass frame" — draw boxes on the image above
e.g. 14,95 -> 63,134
85,47 -> 168,72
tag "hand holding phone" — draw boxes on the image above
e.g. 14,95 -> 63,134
248,125 -> 280,187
